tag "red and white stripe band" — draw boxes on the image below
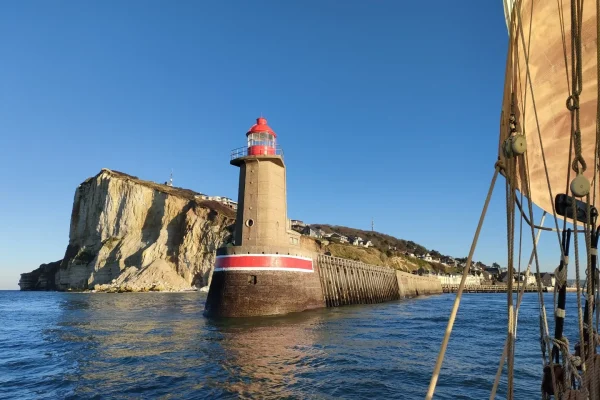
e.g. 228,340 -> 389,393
214,254 -> 314,273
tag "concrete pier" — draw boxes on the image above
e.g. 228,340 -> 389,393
317,255 -> 400,306
316,255 -> 443,307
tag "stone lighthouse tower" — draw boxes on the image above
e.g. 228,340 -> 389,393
204,117 -> 325,317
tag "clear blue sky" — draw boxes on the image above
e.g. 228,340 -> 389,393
0,1 -> 566,289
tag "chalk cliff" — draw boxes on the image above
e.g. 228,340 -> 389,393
20,169 -> 236,291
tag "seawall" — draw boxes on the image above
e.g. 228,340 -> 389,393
317,255 -> 400,306
396,270 -> 443,298
315,255 -> 442,308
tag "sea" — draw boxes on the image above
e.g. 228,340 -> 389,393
0,291 -> 590,399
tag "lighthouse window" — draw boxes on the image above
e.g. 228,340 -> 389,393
245,219 -> 254,227
248,133 -> 275,148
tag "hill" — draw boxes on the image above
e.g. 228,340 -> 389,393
310,224 -> 462,274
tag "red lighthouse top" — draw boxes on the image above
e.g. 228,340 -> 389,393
247,117 -> 277,138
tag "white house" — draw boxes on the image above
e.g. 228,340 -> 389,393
437,273 -> 482,286
420,253 -> 433,262
438,274 -> 462,285
541,273 -> 556,287
329,233 -> 348,244
520,272 -> 537,286
349,236 -> 364,246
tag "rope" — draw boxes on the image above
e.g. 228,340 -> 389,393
571,199 -> 588,377
505,168 -> 517,399
425,165 -> 500,400
585,196 -> 597,399
489,212 -> 547,400
522,154 -> 559,397
557,0 -> 572,91
568,0 -> 587,174
546,335 -> 584,387
515,1 -> 567,262
555,263 -> 569,288
590,5 -> 600,398
595,0 -> 600,206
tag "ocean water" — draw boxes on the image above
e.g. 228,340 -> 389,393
0,291 -> 588,399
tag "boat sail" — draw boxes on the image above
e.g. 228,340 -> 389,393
499,0 -> 600,216
426,1 -> 600,399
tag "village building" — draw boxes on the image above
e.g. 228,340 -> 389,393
328,232 -> 348,244
484,267 -> 501,279
541,273 -> 556,287
302,226 -> 323,239
420,253 -> 434,262
349,236 -> 364,246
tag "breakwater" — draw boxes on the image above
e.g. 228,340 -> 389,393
317,255 -> 399,306
316,255 -> 442,307
396,270 -> 443,297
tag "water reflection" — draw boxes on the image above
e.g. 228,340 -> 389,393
208,312 -> 328,399
41,293 -> 332,399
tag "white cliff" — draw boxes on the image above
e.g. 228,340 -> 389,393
52,169 -> 235,291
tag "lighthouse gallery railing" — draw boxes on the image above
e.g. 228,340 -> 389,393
230,146 -> 284,161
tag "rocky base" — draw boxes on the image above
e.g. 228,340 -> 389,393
92,260 -> 196,293
19,261 -> 62,291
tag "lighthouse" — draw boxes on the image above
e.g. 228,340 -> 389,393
204,117 -> 325,317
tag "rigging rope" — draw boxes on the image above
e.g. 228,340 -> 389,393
425,164 -> 501,400
505,164 -> 517,400
558,0 -> 573,92
489,212 -> 547,400
571,199 -> 588,380
515,1 -> 567,261
522,155 -> 560,398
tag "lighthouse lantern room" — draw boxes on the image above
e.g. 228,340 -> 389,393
247,117 -> 276,156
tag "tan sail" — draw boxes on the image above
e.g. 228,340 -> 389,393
500,0 -> 599,215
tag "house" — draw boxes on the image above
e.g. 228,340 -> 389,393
363,240 -> 373,248
221,197 -> 238,210
500,271 -> 536,285
485,267 -> 501,278
482,270 -> 494,283
291,220 -> 306,228
420,253 -> 433,262
349,236 -> 364,246
437,273 -> 482,286
302,226 -> 322,239
438,274 -> 462,285
328,232 -> 348,244
466,274 -> 482,286
471,264 -> 483,272
541,273 -> 556,287
519,272 -> 537,286
441,257 -> 457,267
